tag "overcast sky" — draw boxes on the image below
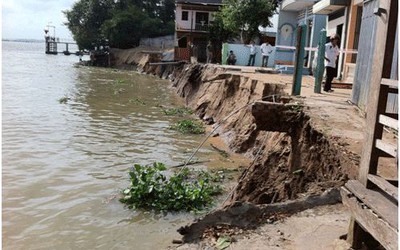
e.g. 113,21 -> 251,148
3,0 -> 77,40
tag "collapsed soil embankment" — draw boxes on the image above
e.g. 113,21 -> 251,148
169,64 -> 356,202
110,49 -> 359,242
168,64 -> 360,242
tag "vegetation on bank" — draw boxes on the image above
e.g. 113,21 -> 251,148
63,0 -> 175,49
120,162 -> 223,211
161,107 -> 193,116
209,0 -> 277,44
170,119 -> 206,134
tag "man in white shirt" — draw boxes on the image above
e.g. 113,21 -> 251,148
245,41 -> 256,66
260,41 -> 273,67
324,34 -> 340,92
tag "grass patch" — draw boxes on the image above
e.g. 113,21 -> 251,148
162,107 -> 193,116
170,119 -> 205,134
120,162 -> 222,211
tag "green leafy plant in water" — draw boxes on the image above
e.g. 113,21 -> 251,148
170,120 -> 205,134
162,107 -> 193,116
58,96 -> 70,104
129,98 -> 146,105
115,79 -> 126,85
120,162 -> 222,211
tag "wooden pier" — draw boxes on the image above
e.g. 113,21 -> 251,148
45,37 -> 77,55
44,24 -> 77,55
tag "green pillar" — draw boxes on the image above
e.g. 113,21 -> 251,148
222,43 -> 228,65
314,29 -> 327,93
292,25 -> 307,96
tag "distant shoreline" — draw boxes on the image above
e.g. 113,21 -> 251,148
3,39 -> 45,43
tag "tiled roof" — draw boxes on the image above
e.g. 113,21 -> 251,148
176,0 -> 223,5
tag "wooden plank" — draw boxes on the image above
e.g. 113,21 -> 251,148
375,139 -> 398,157
379,114 -> 398,130
341,187 -> 398,250
358,0 -> 393,185
381,78 -> 399,88
345,180 -> 398,229
368,174 -> 398,201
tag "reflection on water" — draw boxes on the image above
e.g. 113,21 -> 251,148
2,42 -> 247,249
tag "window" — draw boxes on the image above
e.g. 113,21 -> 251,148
195,12 -> 209,25
182,11 -> 188,21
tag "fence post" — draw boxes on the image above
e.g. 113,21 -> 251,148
314,29 -> 327,93
292,25 -> 307,96
221,43 -> 228,65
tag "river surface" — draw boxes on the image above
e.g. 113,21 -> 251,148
2,41 -> 245,249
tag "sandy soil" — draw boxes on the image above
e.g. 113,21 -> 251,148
172,204 -> 352,250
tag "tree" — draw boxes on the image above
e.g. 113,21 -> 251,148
64,0 -> 175,50
63,0 -> 114,49
216,0 -> 276,42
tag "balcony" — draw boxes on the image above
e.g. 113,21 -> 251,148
281,0 -> 316,11
312,0 -> 348,15
194,23 -> 209,32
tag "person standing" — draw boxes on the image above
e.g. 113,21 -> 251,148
260,41 -> 273,67
226,50 -> 237,65
246,41 -> 256,66
206,41 -> 213,63
324,34 -> 340,92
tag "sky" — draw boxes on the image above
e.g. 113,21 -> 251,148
3,0 -> 77,40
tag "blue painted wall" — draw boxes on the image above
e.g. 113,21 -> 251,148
275,10 -> 298,64
275,10 -> 327,66
222,43 -> 276,67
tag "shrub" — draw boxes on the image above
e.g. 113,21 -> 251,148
120,162 -> 222,211
170,120 -> 205,134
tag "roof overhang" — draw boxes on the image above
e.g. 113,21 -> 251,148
312,0 -> 348,15
281,0 -> 316,11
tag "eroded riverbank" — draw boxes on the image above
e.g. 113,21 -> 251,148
108,46 -> 375,249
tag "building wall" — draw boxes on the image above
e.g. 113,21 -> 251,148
275,10 -> 326,66
275,10 -> 298,65
140,35 -> 174,49
176,5 -> 214,31
221,43 -> 276,67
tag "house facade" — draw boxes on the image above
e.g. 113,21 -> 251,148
174,0 -> 222,62
275,0 -> 327,71
312,0 -> 363,84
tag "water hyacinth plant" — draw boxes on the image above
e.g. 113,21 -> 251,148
120,162 -> 222,211
162,107 -> 193,116
170,119 -> 205,134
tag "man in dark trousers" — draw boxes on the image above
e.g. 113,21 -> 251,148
245,41 -> 256,66
324,34 -> 340,92
227,50 -> 237,65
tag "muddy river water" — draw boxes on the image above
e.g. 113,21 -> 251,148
2,42 -> 246,249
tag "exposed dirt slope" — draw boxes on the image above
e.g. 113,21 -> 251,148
168,63 -> 357,206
